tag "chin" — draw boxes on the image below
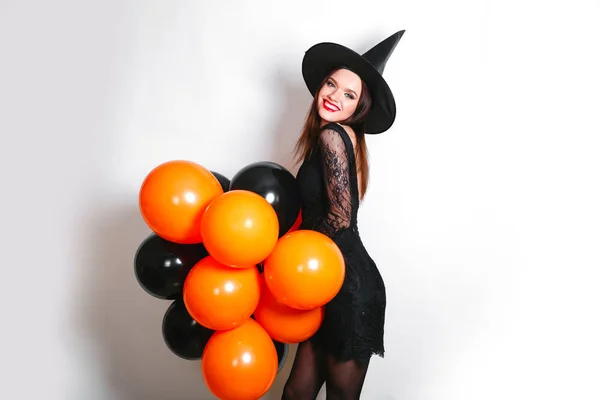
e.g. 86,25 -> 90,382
317,107 -> 346,123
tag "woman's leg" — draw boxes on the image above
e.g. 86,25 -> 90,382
281,340 -> 327,400
324,355 -> 370,400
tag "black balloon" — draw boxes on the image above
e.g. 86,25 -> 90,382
273,339 -> 289,373
210,170 -> 230,192
162,299 -> 214,360
134,233 -> 209,300
229,162 -> 301,237
255,262 -> 264,274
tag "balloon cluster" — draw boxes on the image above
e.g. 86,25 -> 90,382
134,160 -> 345,400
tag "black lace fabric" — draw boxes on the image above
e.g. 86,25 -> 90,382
313,128 -> 352,236
295,122 -> 386,365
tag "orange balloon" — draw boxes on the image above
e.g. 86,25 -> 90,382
183,256 -> 260,331
254,277 -> 324,344
200,190 -> 279,268
263,230 -> 345,310
139,160 -> 223,244
202,318 -> 278,400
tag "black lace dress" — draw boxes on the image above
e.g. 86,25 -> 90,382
296,122 -> 386,364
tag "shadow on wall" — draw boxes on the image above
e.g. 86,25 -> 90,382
80,201 -> 300,400
268,71 -> 312,176
81,204 -> 214,399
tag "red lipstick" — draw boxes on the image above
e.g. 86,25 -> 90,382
322,99 -> 340,112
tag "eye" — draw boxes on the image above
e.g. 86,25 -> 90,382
327,80 -> 335,88
345,93 -> 355,100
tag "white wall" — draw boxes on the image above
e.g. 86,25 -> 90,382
1,0 -> 599,399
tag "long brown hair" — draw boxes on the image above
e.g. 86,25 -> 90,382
293,68 -> 373,200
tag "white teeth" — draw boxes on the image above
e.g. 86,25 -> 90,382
325,100 -> 339,111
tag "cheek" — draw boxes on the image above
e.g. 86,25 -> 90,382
342,99 -> 358,116
318,86 -> 332,98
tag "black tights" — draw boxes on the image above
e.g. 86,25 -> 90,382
281,340 -> 370,400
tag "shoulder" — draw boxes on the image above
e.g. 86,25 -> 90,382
319,123 -> 356,150
318,123 -> 346,151
319,122 -> 352,142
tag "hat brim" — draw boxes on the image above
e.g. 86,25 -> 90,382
302,42 -> 396,134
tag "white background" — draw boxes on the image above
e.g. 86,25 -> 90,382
1,0 -> 599,399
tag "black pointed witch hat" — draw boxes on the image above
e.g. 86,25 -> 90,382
302,30 -> 405,134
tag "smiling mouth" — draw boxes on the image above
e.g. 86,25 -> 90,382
322,99 -> 340,112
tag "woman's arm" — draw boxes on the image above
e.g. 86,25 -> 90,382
313,127 -> 353,237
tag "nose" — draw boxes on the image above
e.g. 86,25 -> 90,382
327,89 -> 341,103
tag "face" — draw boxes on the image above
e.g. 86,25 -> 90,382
316,68 -> 362,123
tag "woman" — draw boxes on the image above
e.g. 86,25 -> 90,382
283,30 -> 405,400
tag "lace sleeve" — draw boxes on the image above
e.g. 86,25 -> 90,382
313,127 -> 352,237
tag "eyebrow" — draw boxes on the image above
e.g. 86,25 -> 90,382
329,77 -> 358,97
